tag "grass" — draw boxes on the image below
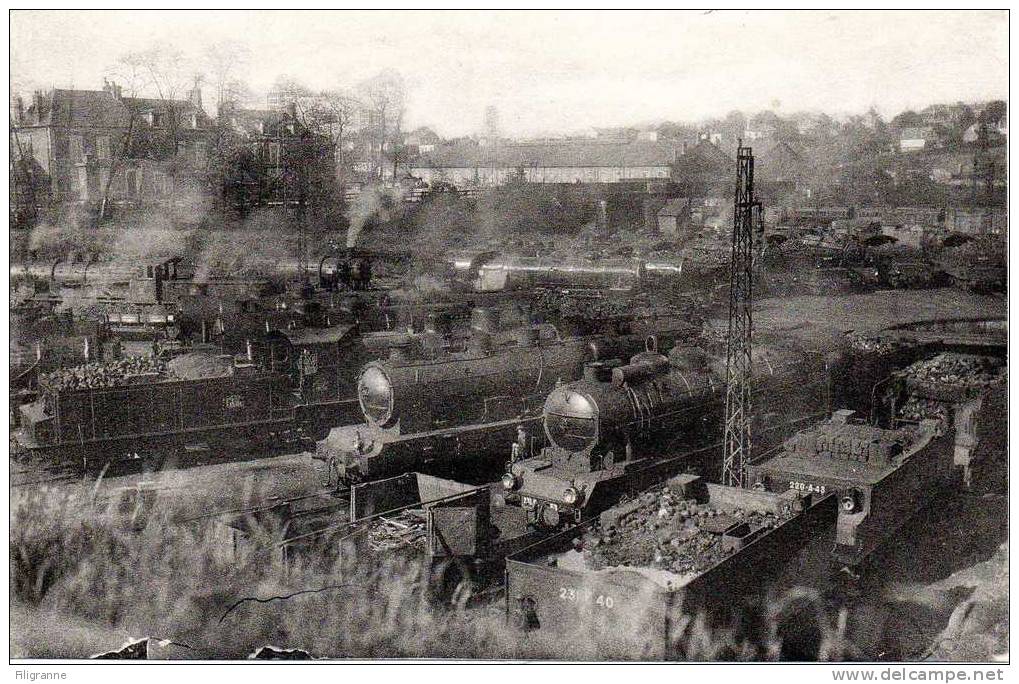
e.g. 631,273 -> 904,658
9,485 -> 873,660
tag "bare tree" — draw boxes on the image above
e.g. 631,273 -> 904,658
358,69 -> 406,181
96,51 -> 148,223
300,89 -> 360,185
204,40 -> 252,112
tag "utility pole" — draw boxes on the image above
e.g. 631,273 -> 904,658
721,142 -> 759,488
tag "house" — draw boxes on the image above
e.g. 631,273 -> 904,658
11,80 -> 213,207
945,207 -> 1007,235
656,197 -> 692,237
405,127 -> 442,154
962,120 -> 1007,144
409,138 -> 680,188
899,127 -> 939,152
755,140 -> 809,187
671,139 -> 732,194
218,103 -> 336,210
927,148 -> 1007,189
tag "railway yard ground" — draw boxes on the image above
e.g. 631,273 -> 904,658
9,285 -> 1008,660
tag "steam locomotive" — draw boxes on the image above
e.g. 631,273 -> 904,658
318,311 -> 695,484
499,343 -> 829,529
450,252 -> 684,293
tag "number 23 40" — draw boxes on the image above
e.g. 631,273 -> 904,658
559,587 -> 615,608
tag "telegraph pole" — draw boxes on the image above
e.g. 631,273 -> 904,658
721,142 -> 759,488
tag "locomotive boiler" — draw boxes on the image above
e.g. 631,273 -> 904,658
451,252 -> 684,293
500,344 -> 829,529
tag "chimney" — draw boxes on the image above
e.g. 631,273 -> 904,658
103,79 -> 122,100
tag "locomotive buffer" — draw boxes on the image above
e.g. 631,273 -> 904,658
722,143 -> 761,488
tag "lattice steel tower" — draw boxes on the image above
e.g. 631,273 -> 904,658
721,143 -> 760,488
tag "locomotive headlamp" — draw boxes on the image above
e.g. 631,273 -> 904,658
840,490 -> 861,513
501,473 -> 518,491
562,487 -> 579,505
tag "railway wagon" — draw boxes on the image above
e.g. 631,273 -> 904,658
504,478 -> 836,659
15,363 -> 299,471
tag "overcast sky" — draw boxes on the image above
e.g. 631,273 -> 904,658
10,10 -> 1009,137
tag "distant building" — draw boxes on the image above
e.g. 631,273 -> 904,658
410,138 -> 680,187
944,206 -> 1007,235
857,206 -> 944,228
656,197 -> 692,237
218,103 -> 336,211
899,126 -> 939,152
11,80 -> 213,207
671,139 -> 732,194
405,127 -> 442,154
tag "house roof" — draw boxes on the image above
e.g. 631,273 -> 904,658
756,140 -> 808,181
25,89 -> 129,128
20,88 -> 210,129
671,140 -> 732,180
413,139 -> 680,169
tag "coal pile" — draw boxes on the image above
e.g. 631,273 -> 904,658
903,353 -> 1005,389
39,356 -> 168,392
898,396 -> 950,423
578,488 -> 792,577
847,333 -> 901,354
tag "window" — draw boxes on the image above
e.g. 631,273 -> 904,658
96,135 -> 111,160
69,135 -> 84,162
152,112 -> 163,127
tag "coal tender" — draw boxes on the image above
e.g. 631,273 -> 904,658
504,475 -> 836,658
747,409 -> 955,568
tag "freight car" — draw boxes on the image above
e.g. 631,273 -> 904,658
747,409 -> 954,568
318,315 -> 692,484
498,344 -> 829,530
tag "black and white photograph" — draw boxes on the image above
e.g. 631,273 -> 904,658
7,8 -> 1010,668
